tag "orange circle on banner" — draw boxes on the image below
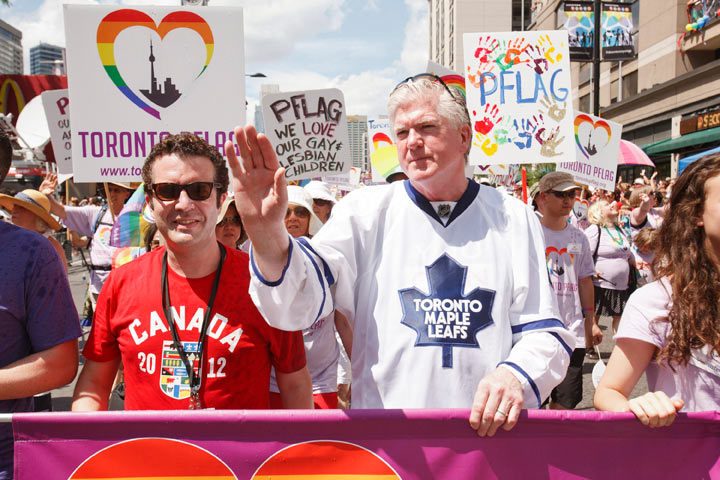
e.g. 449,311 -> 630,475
252,440 -> 401,479
68,438 -> 236,479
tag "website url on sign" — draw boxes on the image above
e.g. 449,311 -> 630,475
99,166 -> 140,177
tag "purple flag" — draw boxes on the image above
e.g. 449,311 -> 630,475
12,409 -> 720,479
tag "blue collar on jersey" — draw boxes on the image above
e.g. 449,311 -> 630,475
403,178 -> 479,228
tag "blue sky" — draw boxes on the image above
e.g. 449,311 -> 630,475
2,0 -> 429,117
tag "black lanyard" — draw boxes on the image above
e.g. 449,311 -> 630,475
160,243 -> 226,409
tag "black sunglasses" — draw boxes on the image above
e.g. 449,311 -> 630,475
391,73 -> 456,99
217,216 -> 242,227
548,190 -> 578,199
285,206 -> 310,218
152,182 -> 221,201
313,198 -> 332,207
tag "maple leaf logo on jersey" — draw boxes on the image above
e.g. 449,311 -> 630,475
398,254 -> 496,368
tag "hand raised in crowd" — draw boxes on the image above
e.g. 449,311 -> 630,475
39,173 -> 58,197
469,367 -> 523,437
628,391 -> 684,428
225,125 -> 290,281
639,193 -> 653,212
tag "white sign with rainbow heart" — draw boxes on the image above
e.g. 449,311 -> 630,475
64,5 -> 245,182
556,111 -> 622,192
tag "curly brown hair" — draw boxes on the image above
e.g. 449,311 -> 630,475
141,133 -> 229,207
653,153 -> 720,368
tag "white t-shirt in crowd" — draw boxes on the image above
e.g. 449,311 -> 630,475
62,205 -> 117,295
541,224 -> 596,348
617,279 -> 720,411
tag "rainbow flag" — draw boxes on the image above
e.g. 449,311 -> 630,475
110,184 -> 153,249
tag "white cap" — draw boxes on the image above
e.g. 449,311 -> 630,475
304,181 -> 336,204
287,185 -> 323,236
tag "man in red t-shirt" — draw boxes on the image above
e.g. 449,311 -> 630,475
72,133 -> 312,410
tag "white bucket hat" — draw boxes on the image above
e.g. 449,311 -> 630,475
286,185 -> 322,237
303,181 -> 336,204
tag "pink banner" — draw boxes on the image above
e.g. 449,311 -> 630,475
13,409 -> 720,479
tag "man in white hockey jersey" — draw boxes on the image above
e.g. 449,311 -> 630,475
228,74 -> 572,437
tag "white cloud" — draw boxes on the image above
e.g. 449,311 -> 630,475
250,67 -> 396,116
398,0 -> 429,73
9,0 -> 429,120
7,0 -> 348,71
217,0 -> 347,66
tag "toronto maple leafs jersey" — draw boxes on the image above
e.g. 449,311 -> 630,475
249,179 -> 572,409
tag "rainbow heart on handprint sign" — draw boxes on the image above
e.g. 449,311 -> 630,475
574,114 -> 612,160
96,9 -> 214,120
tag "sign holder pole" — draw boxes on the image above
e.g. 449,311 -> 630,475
103,182 -> 116,222
593,0 -> 601,116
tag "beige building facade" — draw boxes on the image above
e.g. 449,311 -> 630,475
430,0 -> 720,178
533,0 -> 720,178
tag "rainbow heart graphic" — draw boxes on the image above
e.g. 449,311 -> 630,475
96,9 -> 214,120
574,114 -> 611,160
440,74 -> 466,99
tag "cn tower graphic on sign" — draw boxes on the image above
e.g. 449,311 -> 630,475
96,9 -> 214,120
140,40 -> 181,108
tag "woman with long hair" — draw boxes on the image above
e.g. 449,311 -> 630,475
594,153 -> 720,426
585,199 -> 633,335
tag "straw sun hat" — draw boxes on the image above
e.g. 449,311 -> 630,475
0,189 -> 62,230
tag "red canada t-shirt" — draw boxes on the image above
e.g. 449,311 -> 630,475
84,245 -> 306,410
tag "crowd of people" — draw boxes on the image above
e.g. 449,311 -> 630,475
1,74 -> 719,477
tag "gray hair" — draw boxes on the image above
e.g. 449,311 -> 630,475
387,78 -> 472,158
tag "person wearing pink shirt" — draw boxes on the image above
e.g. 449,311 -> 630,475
595,154 -> 720,427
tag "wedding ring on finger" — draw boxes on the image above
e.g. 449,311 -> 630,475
496,408 -> 508,417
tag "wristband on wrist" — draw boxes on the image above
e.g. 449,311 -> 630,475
582,307 -> 594,313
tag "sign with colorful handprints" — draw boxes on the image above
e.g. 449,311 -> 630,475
556,110 -> 622,192
63,5 -> 245,182
463,30 -> 574,166
367,116 -> 400,184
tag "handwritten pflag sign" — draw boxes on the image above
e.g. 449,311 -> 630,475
463,31 -> 574,166
262,88 -> 350,182
41,89 -> 72,175
556,111 -> 622,191
366,117 -> 399,184
64,5 -> 245,182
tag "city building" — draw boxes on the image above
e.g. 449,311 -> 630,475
0,19 -> 23,75
347,115 -> 368,171
428,0 -> 531,72
430,0 -> 720,179
253,83 -> 280,134
532,0 -> 720,178
29,43 -> 65,75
